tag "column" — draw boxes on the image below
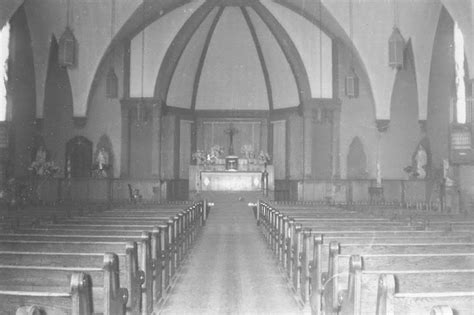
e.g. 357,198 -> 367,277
151,103 -> 163,177
303,108 -> 314,179
119,102 -> 131,178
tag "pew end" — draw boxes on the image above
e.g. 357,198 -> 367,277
376,273 -> 474,315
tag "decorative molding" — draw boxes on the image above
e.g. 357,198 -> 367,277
376,119 -> 390,133
304,98 -> 342,111
120,97 -> 160,108
165,106 -> 194,119
195,110 -> 270,119
218,0 -> 256,6
270,107 -> 299,121
242,7 -> 273,111
73,117 -> 87,129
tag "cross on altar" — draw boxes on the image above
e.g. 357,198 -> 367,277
224,123 -> 239,155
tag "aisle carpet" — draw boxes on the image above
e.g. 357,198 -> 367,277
160,193 -> 301,314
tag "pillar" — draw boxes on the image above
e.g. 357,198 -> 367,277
151,103 -> 163,177
303,108 -> 314,179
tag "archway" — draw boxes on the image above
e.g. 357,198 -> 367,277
347,137 -> 367,179
65,136 -> 92,178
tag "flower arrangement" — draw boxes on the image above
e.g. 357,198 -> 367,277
258,150 -> 271,164
241,144 -> 255,159
192,150 -> 207,165
209,145 -> 224,159
28,160 -> 60,177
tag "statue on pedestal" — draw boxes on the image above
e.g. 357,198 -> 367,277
415,146 -> 427,179
93,147 -> 110,178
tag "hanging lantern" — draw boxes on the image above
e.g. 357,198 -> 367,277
345,67 -> 359,98
58,26 -> 77,68
106,68 -> 118,98
388,27 -> 404,69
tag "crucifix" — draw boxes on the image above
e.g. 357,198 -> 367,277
224,123 -> 239,156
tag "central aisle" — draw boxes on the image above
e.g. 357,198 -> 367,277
160,193 -> 301,314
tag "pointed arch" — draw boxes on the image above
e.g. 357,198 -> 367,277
347,137 -> 367,179
66,136 -> 93,178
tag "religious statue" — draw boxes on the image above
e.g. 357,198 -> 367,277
35,145 -> 47,164
224,123 -> 239,156
29,145 -> 47,176
95,147 -> 109,178
415,146 -> 427,179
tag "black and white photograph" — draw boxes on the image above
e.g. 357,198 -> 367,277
0,0 -> 473,314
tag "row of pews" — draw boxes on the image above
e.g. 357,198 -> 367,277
0,200 -> 210,314
257,201 -> 474,315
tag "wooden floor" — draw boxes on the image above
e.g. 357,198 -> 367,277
160,193 -> 301,314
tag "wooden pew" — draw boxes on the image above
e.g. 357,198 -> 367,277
2,227 -> 170,306
9,202 -> 204,309
322,244 -> 474,315
0,253 -> 127,315
338,255 -> 474,315
258,202 -> 473,309
0,202 -> 204,314
0,240 -> 146,315
377,274 -> 474,315
3,272 -> 91,315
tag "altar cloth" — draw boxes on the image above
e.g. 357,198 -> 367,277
200,171 -> 262,191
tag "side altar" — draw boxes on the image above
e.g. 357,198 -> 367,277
189,162 -> 274,192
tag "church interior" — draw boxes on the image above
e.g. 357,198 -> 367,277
0,0 -> 473,314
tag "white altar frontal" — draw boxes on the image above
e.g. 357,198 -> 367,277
189,163 -> 274,192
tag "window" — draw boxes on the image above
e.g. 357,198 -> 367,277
454,22 -> 466,124
0,22 -> 10,122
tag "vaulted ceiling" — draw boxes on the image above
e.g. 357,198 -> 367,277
129,1 -> 332,111
1,0 -> 473,120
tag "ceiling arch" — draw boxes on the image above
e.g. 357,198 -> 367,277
154,0 -> 219,103
19,0 -> 470,120
149,0 -> 328,111
164,6 -> 221,109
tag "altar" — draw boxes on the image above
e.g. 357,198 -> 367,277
189,164 -> 274,192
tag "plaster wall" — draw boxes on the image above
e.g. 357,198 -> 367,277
130,0 -> 204,98
161,114 -> 177,180
379,43 -> 423,179
426,8 -> 454,171
196,7 -> 268,110
129,118 -> 152,178
41,40 -> 124,178
8,6 -> 37,178
287,112 -> 303,179
262,0 -> 333,99
25,0 -> 141,118
338,42 -> 377,180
